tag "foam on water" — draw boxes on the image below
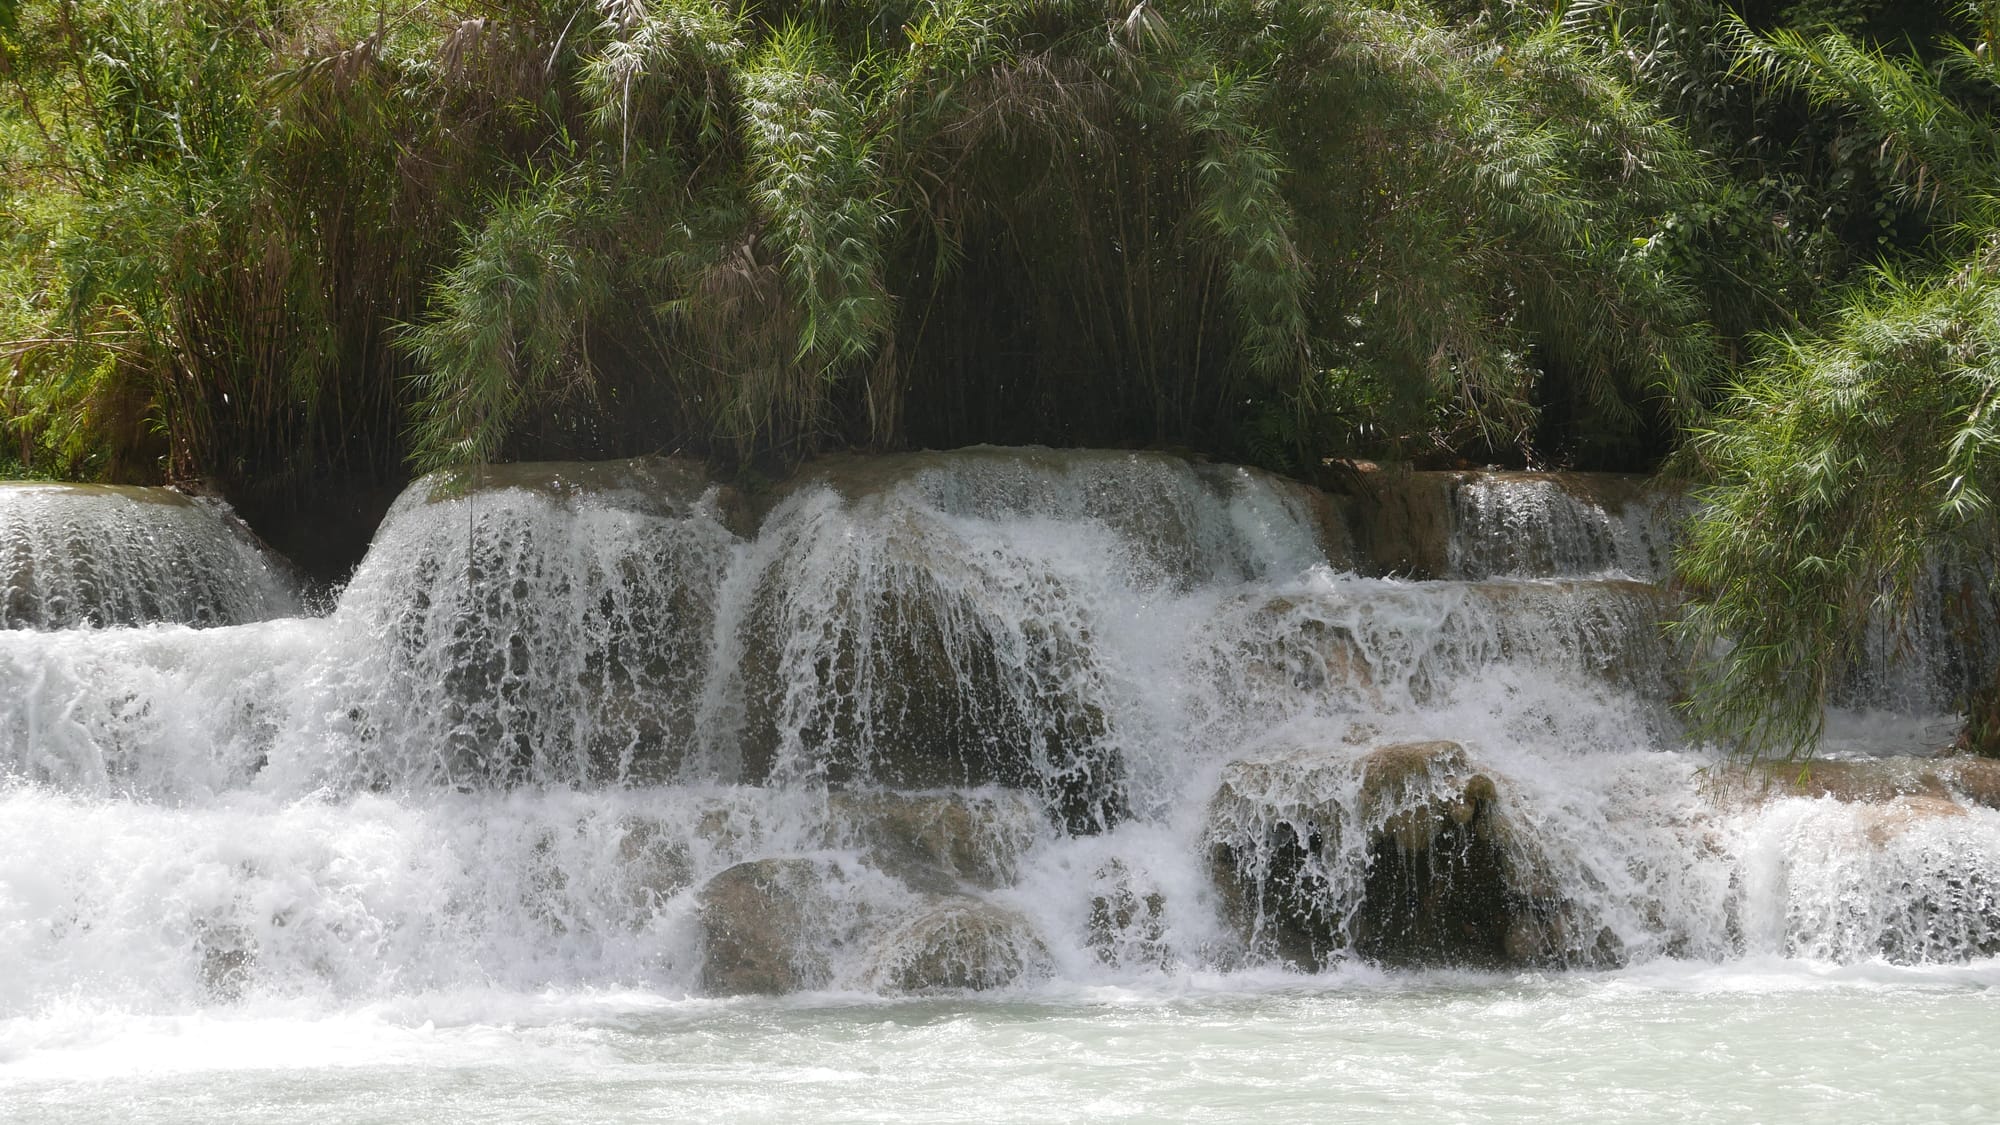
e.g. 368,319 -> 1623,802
2,450 -> 1998,1117
5,969 -> 2000,1124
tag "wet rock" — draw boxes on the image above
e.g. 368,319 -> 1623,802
192,917 -> 255,1001
617,817 -> 696,914
1207,740 -> 1613,970
762,447 -> 1335,579
735,563 -> 1123,830
734,454 -> 1128,831
352,456 -> 741,788
1718,756 -> 2000,810
871,898 -> 1053,993
1229,596 -> 1380,711
416,456 -> 751,535
1194,462 -> 1358,570
1858,796 -> 1970,846
1353,470 -> 1456,579
1086,861 -> 1170,968
695,858 -> 843,995
823,790 -> 1043,894
1352,470 -> 1674,580
1220,579 -> 1680,714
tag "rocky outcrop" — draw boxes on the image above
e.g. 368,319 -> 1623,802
1216,579 -> 1680,716
731,454 -> 1135,832
341,456 -> 743,788
1351,469 -> 1673,580
2,482 -> 297,629
1207,740 -> 1615,970
1353,471 -> 1458,579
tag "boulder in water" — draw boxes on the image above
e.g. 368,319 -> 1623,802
616,816 -> 697,915
696,858 -> 845,995
192,916 -> 255,1002
1207,740 -> 1614,970
871,898 -> 1053,993
1086,860 -> 1170,969
822,790 -> 1043,894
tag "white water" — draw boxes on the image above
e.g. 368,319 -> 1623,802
4,450 -> 1998,1120
0,484 -> 296,630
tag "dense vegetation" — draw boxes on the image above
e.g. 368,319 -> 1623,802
0,0 -> 1760,491
1672,3 -> 2000,754
2,0 -> 1997,753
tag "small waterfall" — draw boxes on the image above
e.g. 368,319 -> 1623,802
1358,470 -> 1676,580
312,458 -> 743,790
3,450 -> 1999,1017
0,483 -> 297,629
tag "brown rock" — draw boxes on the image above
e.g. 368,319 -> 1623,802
695,859 -> 843,995
872,899 -> 1052,993
1207,740 -> 1615,970
822,790 -> 1042,894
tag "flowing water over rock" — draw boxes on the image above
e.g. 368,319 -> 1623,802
1,484 -> 296,629
3,451 -> 1998,1119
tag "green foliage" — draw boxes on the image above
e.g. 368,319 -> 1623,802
1675,4 -> 2000,755
403,174 -> 610,472
1677,264 -> 2000,755
0,0 -> 1746,492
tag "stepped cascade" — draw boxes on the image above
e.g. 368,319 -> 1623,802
3,448 -> 1999,1015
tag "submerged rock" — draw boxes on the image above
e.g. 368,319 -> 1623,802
192,916 -> 255,1002
616,816 -> 697,915
1207,740 -> 1615,970
871,898 -> 1053,993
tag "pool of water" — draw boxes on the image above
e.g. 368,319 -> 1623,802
8,963 -> 1998,1124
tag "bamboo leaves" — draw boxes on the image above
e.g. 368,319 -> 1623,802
2,0 -> 1743,492
404,174 -> 609,471
738,27 -> 893,368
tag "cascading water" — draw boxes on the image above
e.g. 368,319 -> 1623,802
5,451 -> 1999,1121
1,483 -> 296,629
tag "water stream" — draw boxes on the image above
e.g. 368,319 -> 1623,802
3,454 -> 1997,1121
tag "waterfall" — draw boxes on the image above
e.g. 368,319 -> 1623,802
1,483 -> 297,630
2,450 -> 1997,1015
